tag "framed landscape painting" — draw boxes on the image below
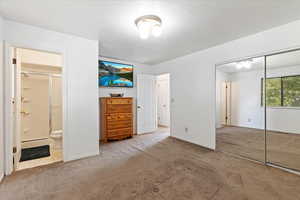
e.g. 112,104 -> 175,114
99,60 -> 133,87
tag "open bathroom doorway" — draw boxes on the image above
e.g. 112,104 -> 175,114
156,73 -> 171,135
10,48 -> 64,171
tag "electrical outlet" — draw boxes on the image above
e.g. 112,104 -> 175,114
185,127 -> 188,133
247,118 -> 252,122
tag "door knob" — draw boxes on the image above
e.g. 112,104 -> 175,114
137,106 -> 142,109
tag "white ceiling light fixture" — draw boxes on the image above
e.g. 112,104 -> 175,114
235,59 -> 253,70
236,62 -> 243,69
243,60 -> 252,69
135,15 -> 162,39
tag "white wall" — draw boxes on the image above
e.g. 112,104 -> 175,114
4,20 -> 99,162
153,19 -> 300,150
229,69 -> 265,129
0,16 -> 4,181
98,57 -> 152,134
229,66 -> 300,134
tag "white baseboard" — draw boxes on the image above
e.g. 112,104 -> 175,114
65,150 -> 100,162
171,135 -> 215,151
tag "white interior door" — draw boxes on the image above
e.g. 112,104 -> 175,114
137,74 -> 157,134
157,77 -> 170,127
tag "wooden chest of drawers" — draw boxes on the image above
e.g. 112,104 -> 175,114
100,97 -> 133,142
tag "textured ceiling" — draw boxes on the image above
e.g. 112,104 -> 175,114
1,0 -> 300,65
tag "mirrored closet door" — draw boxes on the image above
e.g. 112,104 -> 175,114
216,49 -> 300,172
265,49 -> 300,171
216,56 -> 266,163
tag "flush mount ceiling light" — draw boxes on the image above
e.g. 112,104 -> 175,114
135,15 -> 162,39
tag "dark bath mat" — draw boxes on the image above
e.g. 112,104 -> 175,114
20,145 -> 50,162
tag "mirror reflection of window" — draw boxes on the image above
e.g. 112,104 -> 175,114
266,49 -> 300,171
283,76 -> 300,107
262,75 -> 300,107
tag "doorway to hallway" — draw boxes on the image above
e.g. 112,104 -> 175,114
156,74 -> 170,128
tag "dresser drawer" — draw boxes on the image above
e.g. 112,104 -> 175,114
106,113 -> 132,121
100,97 -> 133,143
107,104 -> 132,113
107,98 -> 132,105
107,128 -> 132,137
107,120 -> 132,130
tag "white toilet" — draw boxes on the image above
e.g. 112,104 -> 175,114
50,130 -> 63,150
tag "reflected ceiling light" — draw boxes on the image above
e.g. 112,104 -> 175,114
236,62 -> 243,69
135,15 -> 162,39
235,59 -> 253,69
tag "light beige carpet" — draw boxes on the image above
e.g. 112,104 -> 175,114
217,126 -> 300,170
1,128 -> 300,200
